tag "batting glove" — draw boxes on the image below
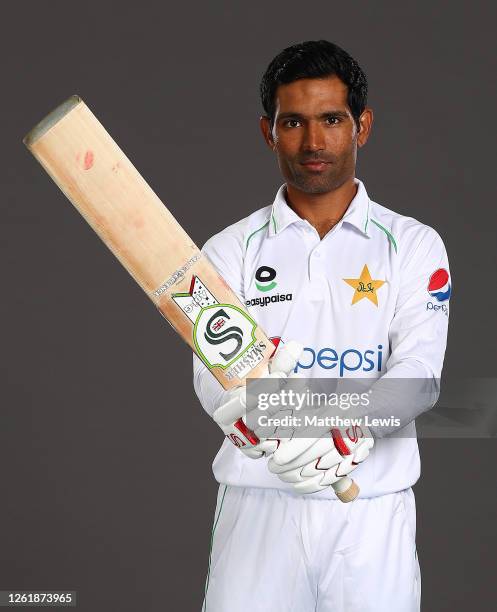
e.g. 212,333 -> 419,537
212,340 -> 303,459
268,425 -> 374,494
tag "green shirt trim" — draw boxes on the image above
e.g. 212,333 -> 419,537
371,218 -> 398,253
245,220 -> 270,251
364,200 -> 371,234
203,485 -> 228,611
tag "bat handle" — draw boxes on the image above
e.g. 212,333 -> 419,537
331,476 -> 359,503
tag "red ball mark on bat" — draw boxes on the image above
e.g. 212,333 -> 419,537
84,150 -> 94,170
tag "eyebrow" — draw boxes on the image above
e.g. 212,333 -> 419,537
277,110 -> 350,121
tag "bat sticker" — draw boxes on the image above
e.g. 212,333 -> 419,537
173,276 -> 262,373
172,276 -> 218,322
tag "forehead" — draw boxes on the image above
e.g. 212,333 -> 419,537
274,75 -> 349,115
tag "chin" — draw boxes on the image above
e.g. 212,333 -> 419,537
293,177 -> 341,195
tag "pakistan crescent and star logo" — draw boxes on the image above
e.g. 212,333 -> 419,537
343,264 -> 386,306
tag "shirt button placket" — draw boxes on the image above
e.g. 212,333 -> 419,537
309,248 -> 326,301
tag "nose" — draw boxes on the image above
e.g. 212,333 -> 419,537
303,121 -> 326,152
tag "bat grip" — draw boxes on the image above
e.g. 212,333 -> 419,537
331,476 -> 360,503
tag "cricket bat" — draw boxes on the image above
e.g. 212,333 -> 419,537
23,95 -> 359,503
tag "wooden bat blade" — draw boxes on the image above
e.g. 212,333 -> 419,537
23,95 -> 273,389
23,96 -> 359,502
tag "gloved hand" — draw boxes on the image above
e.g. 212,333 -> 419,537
212,340 -> 304,459
268,425 -> 374,494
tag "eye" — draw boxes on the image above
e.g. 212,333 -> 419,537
326,115 -> 340,125
284,119 -> 301,128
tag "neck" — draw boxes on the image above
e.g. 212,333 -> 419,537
285,177 -> 358,239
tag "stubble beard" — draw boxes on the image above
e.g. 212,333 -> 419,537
289,168 -> 341,194
282,150 -> 356,195
285,164 -> 348,195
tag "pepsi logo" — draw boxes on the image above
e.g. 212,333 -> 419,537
428,268 -> 451,302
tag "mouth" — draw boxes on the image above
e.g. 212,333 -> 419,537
300,161 -> 331,172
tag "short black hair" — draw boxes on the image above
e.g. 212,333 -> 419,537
260,40 -> 368,129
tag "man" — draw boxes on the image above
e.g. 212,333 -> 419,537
194,40 -> 450,611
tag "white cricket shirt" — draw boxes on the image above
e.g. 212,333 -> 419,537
193,179 -> 450,498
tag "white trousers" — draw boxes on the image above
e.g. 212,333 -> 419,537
203,485 -> 421,612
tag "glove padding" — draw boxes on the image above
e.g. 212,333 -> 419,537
268,425 -> 374,494
212,340 -> 303,459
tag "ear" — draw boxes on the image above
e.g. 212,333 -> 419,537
260,116 -> 276,150
357,108 -> 373,148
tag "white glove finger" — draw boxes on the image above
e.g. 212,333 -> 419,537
319,468 -> 343,486
272,435 -> 332,467
274,466 -> 306,483
269,340 -> 303,375
275,444 -> 342,479
352,441 -> 371,463
272,444 -> 342,481
267,453 -> 289,475
213,390 -> 245,426
314,447 -> 343,469
300,462 -> 326,478
241,447 -> 264,459
256,439 -> 280,456
267,437 -> 323,473
335,455 -> 358,477
267,449 -> 309,475
292,475 -> 328,495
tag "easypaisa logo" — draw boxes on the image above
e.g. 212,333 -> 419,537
246,265 -> 293,308
255,266 -> 277,292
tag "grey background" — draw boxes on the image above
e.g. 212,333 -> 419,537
1,1 -> 496,610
